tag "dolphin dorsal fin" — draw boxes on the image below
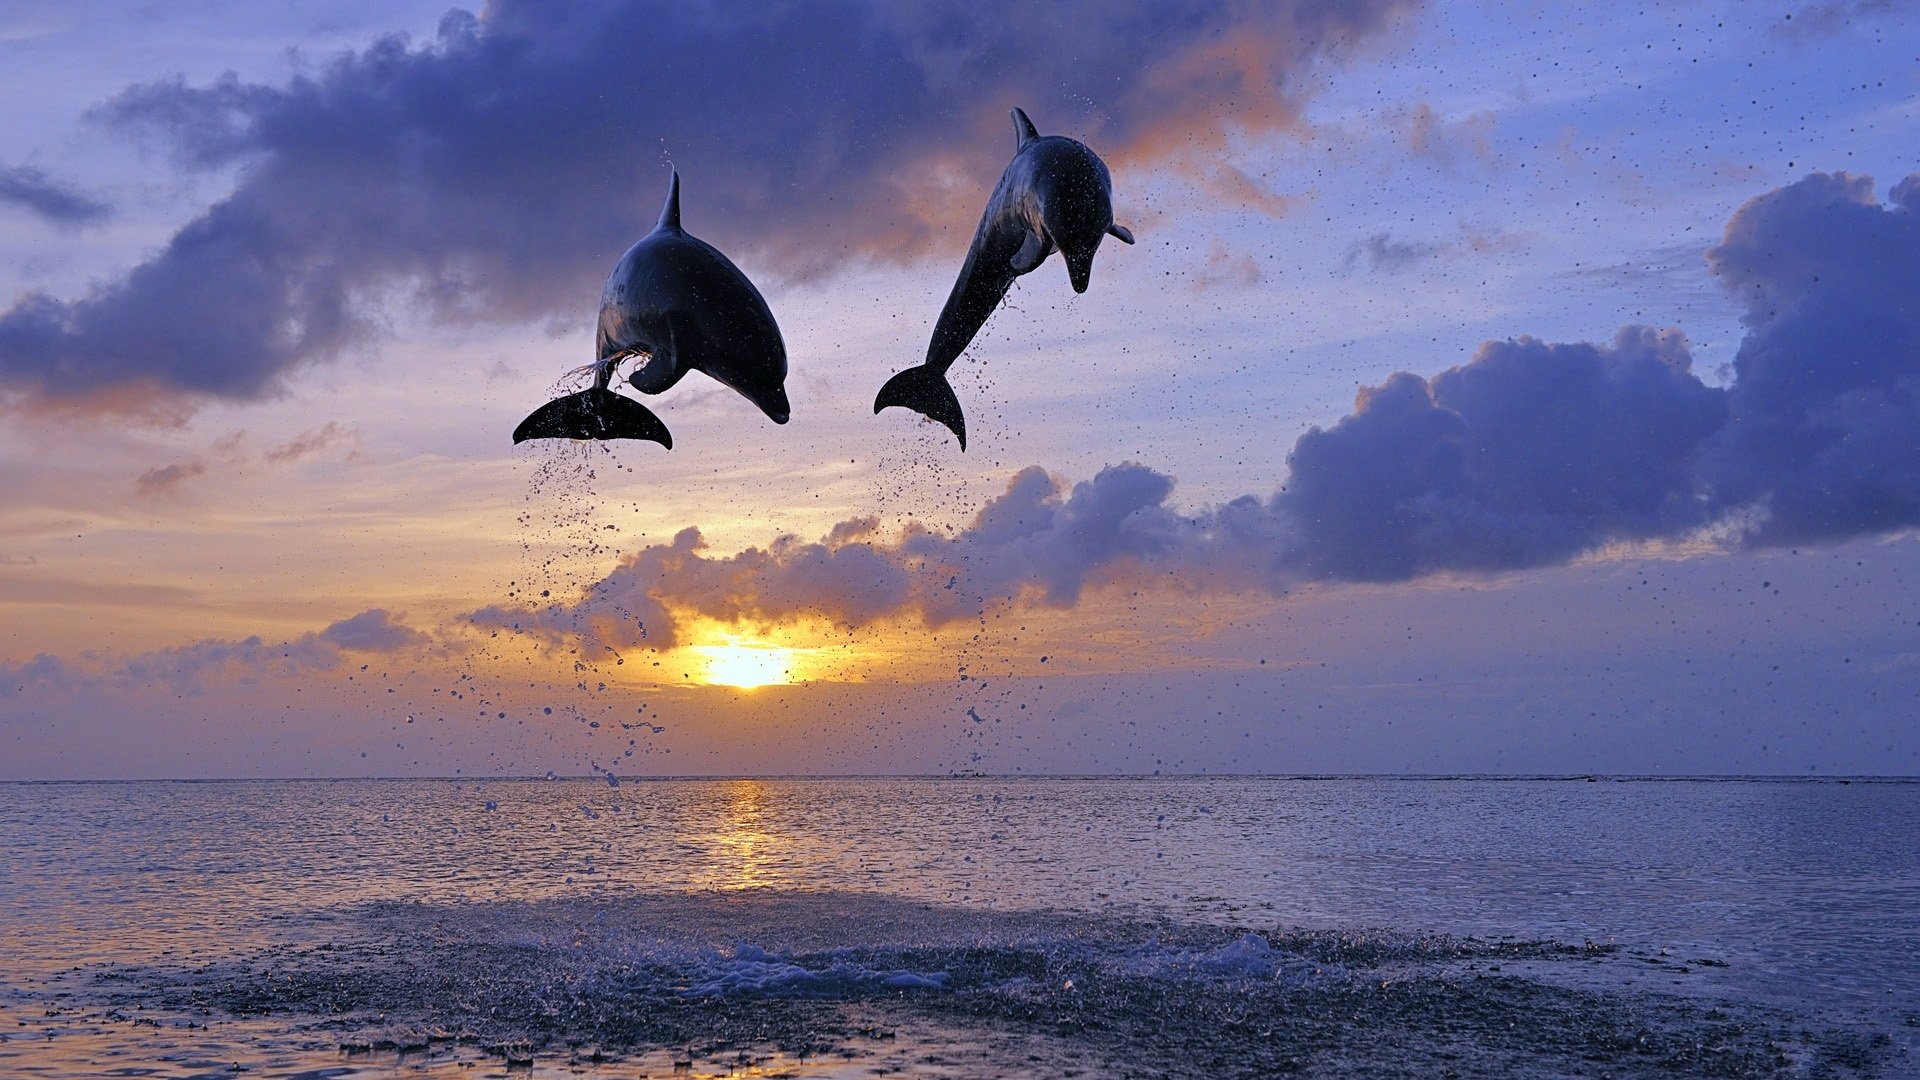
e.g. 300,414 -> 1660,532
1011,107 -> 1039,150
657,170 -> 681,231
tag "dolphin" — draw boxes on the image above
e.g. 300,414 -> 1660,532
513,171 -> 790,447
874,107 -> 1133,450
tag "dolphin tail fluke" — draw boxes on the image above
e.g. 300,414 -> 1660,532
513,387 -> 672,448
874,364 -> 966,450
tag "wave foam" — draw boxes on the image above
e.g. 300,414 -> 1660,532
682,945 -> 949,997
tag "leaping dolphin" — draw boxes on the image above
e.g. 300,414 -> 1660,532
874,107 -> 1134,450
514,171 -> 790,447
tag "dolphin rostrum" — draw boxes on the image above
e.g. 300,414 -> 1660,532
874,107 -> 1133,450
513,171 -> 790,448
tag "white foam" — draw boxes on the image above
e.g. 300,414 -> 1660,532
1116,932 -> 1337,985
681,945 -> 950,997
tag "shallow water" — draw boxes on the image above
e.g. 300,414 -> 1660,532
0,777 -> 1913,1076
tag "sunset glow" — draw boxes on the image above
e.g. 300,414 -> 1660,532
0,0 -> 1916,788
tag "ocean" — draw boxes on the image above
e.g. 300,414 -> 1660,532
0,776 -> 1914,1077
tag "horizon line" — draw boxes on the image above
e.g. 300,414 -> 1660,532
1,772 -> 1913,785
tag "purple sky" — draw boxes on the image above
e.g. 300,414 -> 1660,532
2,0 -> 1918,778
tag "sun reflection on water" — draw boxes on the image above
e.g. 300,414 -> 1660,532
700,779 -> 784,891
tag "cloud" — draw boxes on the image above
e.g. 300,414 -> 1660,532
1275,327 -> 1726,581
471,462 -> 1281,649
0,652 -> 72,697
1344,224 -> 1531,274
1191,239 -> 1265,290
0,164 -> 111,227
1396,102 -> 1494,165
128,421 -> 355,494
0,574 -> 203,611
1344,232 -> 1445,273
1773,0 -> 1911,39
1701,171 -> 1920,545
1280,173 -> 1920,571
319,608 -> 428,651
1562,242 -> 1720,304
0,0 -> 1417,418
134,460 -> 209,495
262,421 -> 356,464
0,608 -> 433,698
482,327 -> 1729,644
480,172 -> 1920,643
117,635 -> 341,694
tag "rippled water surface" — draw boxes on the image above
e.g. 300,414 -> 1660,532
1,777 -> 1914,1077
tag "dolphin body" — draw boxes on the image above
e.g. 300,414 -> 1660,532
513,172 -> 789,448
874,107 -> 1133,450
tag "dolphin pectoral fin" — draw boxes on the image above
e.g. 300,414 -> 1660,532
874,365 -> 967,451
1107,223 -> 1135,245
626,353 -> 687,395
513,387 -> 672,448
625,316 -> 686,395
1009,230 -> 1047,274
1011,107 -> 1039,150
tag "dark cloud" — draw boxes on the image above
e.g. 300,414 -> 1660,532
481,173 -> 1920,642
1283,174 -> 1920,572
0,164 -> 112,227
1700,171 -> 1920,545
1277,172 -> 1920,573
0,0 -> 1415,416
1276,327 -> 1727,581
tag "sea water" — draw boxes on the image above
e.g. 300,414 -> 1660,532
0,776 -> 1913,1077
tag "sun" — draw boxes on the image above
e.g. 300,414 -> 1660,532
689,641 -> 796,689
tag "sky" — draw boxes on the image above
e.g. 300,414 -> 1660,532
2,0 -> 1918,779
